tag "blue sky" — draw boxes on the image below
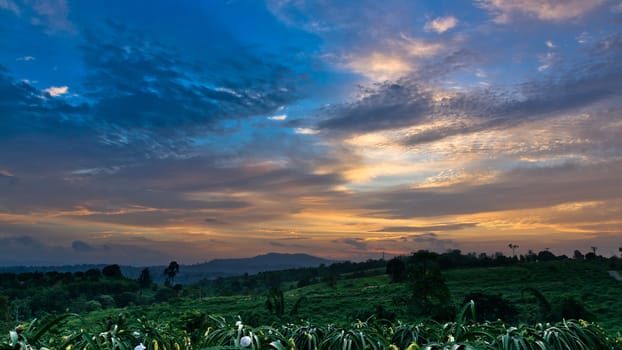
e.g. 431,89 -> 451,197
1,0 -> 622,265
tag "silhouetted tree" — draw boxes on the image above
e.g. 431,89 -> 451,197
406,250 -> 454,320
164,261 -> 180,286
138,268 -> 152,294
525,250 -> 537,262
537,250 -> 556,261
386,257 -> 406,282
558,296 -> 594,321
84,268 -> 101,281
265,287 -> 285,317
409,250 -> 439,274
508,243 -> 519,257
102,264 -> 123,278
573,250 -> 584,260
324,269 -> 338,288
590,246 -> 598,255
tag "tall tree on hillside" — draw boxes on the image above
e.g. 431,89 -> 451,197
386,257 -> 406,283
164,261 -> 180,286
138,268 -> 152,295
407,251 -> 453,321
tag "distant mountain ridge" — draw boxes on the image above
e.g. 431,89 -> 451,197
0,252 -> 333,284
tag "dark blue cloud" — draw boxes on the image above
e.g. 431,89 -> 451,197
72,240 -> 94,252
78,24 -> 304,134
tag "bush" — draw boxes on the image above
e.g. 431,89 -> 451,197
558,295 -> 595,321
462,292 -> 518,322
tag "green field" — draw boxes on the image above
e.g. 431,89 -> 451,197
56,260 -> 622,333
2,258 -> 622,349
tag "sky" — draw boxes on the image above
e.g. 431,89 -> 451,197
1,0 -> 622,266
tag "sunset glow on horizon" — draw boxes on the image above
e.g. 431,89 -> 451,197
1,0 -> 622,265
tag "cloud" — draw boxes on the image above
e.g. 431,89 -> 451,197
343,34 -> 449,81
399,35 -> 445,58
43,85 -> 68,97
295,127 -> 319,135
318,33 -> 622,143
205,217 -> 227,225
16,56 -> 35,61
318,81 -> 433,134
26,0 -> 76,34
334,237 -> 368,250
537,52 -> 559,71
0,168 -> 14,177
268,240 -> 308,249
477,0 -> 606,23
373,223 -> 477,232
424,16 -> 458,33
79,25 -> 303,136
0,235 -> 40,247
269,114 -> 287,121
576,32 -> 592,44
0,234 -> 175,266
71,240 -> 93,252
546,40 -> 556,48
267,0 -> 420,39
347,52 -> 412,81
409,232 -> 455,251
352,160 -> 622,219
0,0 -> 19,15
0,0 -> 76,34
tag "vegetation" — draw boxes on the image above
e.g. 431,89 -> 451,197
2,249 -> 622,349
1,305 -> 621,349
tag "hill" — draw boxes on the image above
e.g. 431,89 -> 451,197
0,252 -> 332,284
157,252 -> 332,284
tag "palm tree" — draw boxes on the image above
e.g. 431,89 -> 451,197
508,243 -> 519,257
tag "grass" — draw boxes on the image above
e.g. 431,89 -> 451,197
64,260 -> 622,336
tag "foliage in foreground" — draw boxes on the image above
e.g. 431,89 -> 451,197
1,302 -> 621,350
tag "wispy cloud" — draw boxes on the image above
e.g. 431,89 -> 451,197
424,16 -> 458,33
373,223 -> 477,232
43,85 -> 68,97
477,0 -> 606,23
0,0 -> 19,15
268,114 -> 287,121
346,52 -> 412,81
295,127 -> 319,135
0,168 -> 14,177
29,0 -> 76,34
334,237 -> 368,250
